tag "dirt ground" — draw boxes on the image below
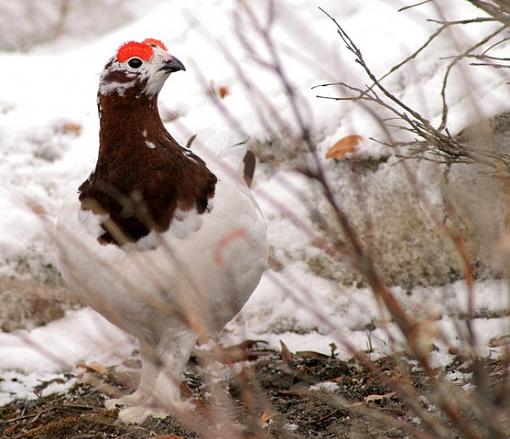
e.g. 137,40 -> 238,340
0,344 -> 508,439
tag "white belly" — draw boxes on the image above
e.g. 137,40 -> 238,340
56,173 -> 267,340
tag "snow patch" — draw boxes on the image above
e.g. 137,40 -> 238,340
0,308 -> 133,374
309,381 -> 339,392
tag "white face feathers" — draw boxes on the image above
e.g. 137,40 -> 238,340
99,39 -> 185,97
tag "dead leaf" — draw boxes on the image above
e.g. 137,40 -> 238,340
364,391 -> 396,403
325,135 -> 363,160
56,121 -> 82,136
153,436 -> 184,439
180,381 -> 193,399
25,200 -> 48,216
489,334 -> 510,347
2,424 -> 18,436
259,408 -> 276,427
277,383 -> 309,397
76,362 -> 108,375
207,82 -> 230,99
191,397 -> 209,414
220,340 -> 270,362
280,340 -> 294,364
218,85 -> 230,98
295,350 -> 329,360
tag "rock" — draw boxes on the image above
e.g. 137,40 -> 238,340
0,276 -> 77,332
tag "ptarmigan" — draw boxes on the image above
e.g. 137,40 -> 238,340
56,39 -> 267,424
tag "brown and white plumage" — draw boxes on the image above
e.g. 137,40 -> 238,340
56,39 -> 267,423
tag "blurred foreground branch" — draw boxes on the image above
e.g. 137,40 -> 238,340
315,6 -> 510,175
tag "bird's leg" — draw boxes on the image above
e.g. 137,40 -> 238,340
151,329 -> 197,410
105,341 -> 158,410
116,329 -> 197,424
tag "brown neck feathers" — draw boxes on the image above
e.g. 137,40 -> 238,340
79,89 -> 217,245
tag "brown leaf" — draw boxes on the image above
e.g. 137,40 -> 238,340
277,383 -> 309,398
280,340 -> 294,364
56,121 -> 82,136
218,86 -> 230,98
207,82 -> 230,100
153,436 -> 185,439
180,381 -> 193,399
2,424 -> 18,436
295,350 -> 329,360
259,408 -> 276,427
76,361 -> 108,375
220,339 -> 269,362
325,135 -> 363,160
448,346 -> 460,355
489,334 -> 510,347
25,200 -> 48,216
191,397 -> 209,415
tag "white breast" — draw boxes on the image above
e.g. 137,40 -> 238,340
56,171 -> 267,338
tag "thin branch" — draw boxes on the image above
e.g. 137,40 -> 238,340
398,0 -> 434,12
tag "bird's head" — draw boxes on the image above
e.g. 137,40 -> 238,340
99,38 -> 185,98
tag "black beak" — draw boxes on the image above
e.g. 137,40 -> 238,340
160,56 -> 186,73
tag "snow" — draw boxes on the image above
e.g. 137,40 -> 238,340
0,308 -> 132,373
284,423 -> 299,432
0,309 -> 132,404
0,371 -> 75,406
1,0 -> 510,404
309,381 -> 339,392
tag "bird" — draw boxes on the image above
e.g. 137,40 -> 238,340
55,38 -> 268,424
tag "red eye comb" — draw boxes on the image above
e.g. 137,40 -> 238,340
116,41 -> 154,63
142,38 -> 167,50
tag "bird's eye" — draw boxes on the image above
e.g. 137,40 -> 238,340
128,58 -> 143,69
